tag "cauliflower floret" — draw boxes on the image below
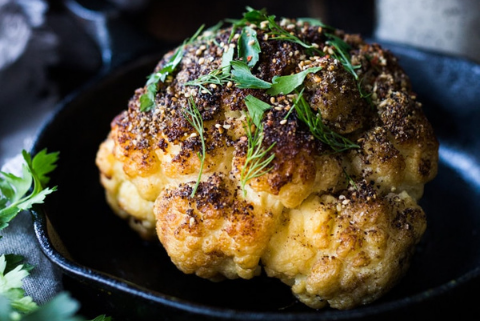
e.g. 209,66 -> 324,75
262,185 -> 426,309
95,15 -> 438,310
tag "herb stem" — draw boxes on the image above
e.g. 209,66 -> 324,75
182,98 -> 206,197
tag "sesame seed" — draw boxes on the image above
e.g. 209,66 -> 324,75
248,39 -> 255,46
270,97 -> 276,104
209,84 -> 217,89
215,124 -> 222,128
199,45 -> 207,50
274,106 -> 283,111
263,34 -> 269,40
223,124 -> 231,129
190,132 -> 197,137
201,89 -> 209,94
280,119 -> 287,125
195,49 -> 203,56
227,81 -> 233,88
198,57 -> 205,64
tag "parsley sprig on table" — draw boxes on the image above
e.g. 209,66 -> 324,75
0,150 -> 111,321
0,149 -> 58,233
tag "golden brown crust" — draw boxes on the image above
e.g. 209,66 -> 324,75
95,17 -> 438,310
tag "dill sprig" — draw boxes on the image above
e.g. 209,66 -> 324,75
265,15 -> 324,56
292,89 -> 359,152
182,97 -> 206,197
240,117 -> 276,197
324,33 -> 360,80
184,67 -> 231,94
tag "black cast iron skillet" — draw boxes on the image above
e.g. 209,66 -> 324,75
30,1 -> 480,320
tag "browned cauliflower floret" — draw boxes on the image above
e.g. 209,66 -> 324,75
95,11 -> 438,310
262,183 -> 426,309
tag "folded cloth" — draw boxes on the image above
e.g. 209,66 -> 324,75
0,0 -> 63,305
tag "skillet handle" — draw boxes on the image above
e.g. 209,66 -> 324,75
63,0 -> 171,73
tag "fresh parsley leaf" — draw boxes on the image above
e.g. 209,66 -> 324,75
140,24 -> 205,112
297,17 -> 332,29
4,255 -> 33,274
231,61 -> 272,89
240,116 -> 275,197
221,46 -> 235,73
242,6 -> 268,24
244,95 -> 271,128
267,66 -> 322,96
21,292 -> 83,321
292,89 -> 359,152
238,26 -> 261,68
182,98 -> 206,197
0,254 -> 38,318
0,149 -> 58,233
226,7 -> 267,41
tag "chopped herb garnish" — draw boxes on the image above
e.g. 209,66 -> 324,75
240,117 -> 276,197
267,66 -> 322,96
221,46 -> 235,73
140,24 -> 205,112
231,61 -> 272,89
292,89 -> 359,152
184,45 -> 235,94
0,149 -> 58,232
343,168 -> 359,191
244,95 -> 272,127
325,32 -> 360,80
265,15 -> 323,56
184,68 -> 231,94
238,26 -> 261,68
182,98 -> 206,197
226,7 -> 267,41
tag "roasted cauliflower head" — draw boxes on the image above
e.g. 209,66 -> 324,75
95,10 -> 438,310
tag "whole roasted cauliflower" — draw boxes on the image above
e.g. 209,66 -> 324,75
96,9 -> 438,310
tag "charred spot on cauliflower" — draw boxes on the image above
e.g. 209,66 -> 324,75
96,8 -> 438,310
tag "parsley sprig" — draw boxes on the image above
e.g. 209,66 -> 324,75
140,24 -> 205,112
0,150 -> 58,232
182,98 -> 206,197
0,150 -> 111,320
